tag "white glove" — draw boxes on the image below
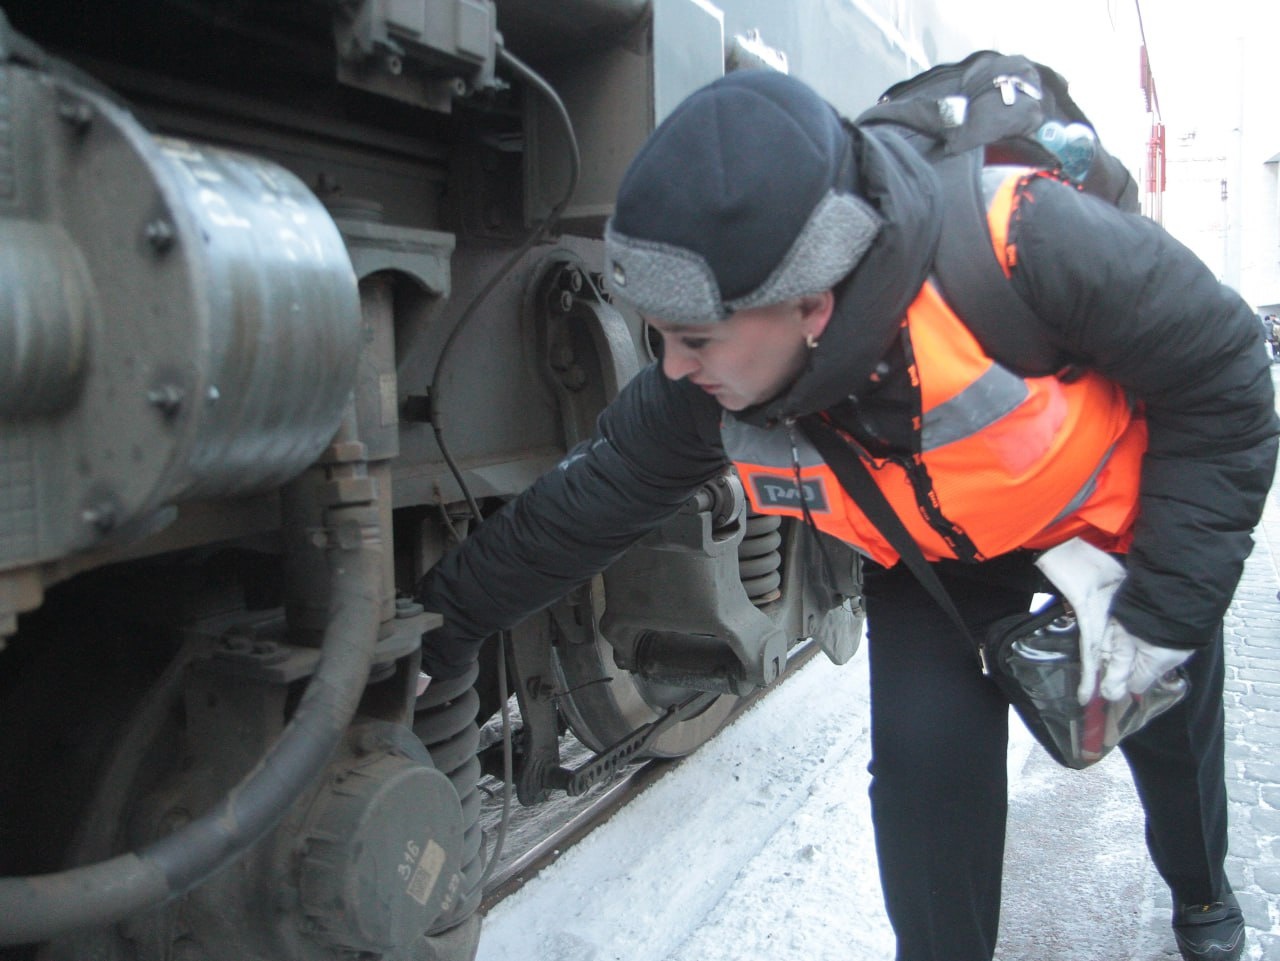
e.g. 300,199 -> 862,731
1098,619 -> 1193,701
1034,538 -> 1125,705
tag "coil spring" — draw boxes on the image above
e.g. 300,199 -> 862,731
413,661 -> 483,930
739,512 -> 783,605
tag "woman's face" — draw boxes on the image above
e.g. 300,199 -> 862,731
647,293 -> 833,411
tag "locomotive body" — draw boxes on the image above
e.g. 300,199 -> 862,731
0,3 -> 977,958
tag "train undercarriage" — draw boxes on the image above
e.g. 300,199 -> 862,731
0,1 -> 940,957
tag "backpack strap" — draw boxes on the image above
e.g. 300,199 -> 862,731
931,151 -> 1063,376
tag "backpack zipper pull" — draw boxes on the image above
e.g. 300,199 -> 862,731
784,417 -> 803,476
992,74 -> 1042,106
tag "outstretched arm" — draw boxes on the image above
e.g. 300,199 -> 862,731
418,365 -> 727,677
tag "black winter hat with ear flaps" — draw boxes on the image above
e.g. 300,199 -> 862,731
603,69 -> 882,326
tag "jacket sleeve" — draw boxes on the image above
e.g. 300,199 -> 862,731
417,364 -> 727,677
1008,176 -> 1279,649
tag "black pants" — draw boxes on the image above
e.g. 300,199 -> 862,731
863,558 -> 1228,961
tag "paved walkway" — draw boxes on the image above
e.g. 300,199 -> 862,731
998,364 -> 1280,960
1219,363 -> 1280,959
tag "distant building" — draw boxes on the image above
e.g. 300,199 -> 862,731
1149,10 -> 1280,314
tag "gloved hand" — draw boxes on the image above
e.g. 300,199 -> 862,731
1033,538 -> 1126,705
1098,618 -> 1193,701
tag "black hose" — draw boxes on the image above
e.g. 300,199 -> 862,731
0,505 -> 382,945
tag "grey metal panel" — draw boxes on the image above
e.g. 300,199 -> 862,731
520,0 -> 984,232
492,0 -> 649,61
522,0 -> 725,230
523,42 -> 654,229
715,0 -> 920,117
652,0 -> 724,124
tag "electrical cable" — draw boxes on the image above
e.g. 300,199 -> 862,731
424,42 -> 581,898
429,44 -> 582,525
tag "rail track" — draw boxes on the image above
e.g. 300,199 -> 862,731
476,641 -> 824,912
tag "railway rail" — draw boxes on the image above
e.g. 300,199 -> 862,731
476,642 -> 824,912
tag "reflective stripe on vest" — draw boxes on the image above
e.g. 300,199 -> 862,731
724,172 -> 1148,566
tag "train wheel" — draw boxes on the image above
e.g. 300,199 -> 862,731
551,608 -> 739,760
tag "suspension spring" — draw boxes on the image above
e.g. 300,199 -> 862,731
413,661 -> 484,929
738,512 -> 783,605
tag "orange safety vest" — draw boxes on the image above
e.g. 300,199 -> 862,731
724,173 -> 1148,567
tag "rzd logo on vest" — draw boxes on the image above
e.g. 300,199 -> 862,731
750,475 -> 829,513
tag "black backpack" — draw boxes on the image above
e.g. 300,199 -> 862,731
856,51 -> 1140,374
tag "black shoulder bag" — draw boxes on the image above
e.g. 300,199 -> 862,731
798,417 -> 1185,770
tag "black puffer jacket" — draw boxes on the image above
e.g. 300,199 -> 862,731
419,127 -> 1278,678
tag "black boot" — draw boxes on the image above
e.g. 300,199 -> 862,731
1172,889 -> 1245,961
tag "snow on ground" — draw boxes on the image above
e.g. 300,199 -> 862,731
476,645 -> 885,961
471,633 -> 1110,961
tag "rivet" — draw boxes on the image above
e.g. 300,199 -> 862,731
145,219 -> 175,252
147,384 -> 185,417
57,100 -> 94,131
82,502 -> 116,533
558,268 -> 583,293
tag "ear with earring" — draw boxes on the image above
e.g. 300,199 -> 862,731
805,332 -> 820,350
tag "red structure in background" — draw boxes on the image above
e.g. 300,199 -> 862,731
1147,121 -> 1166,221
1139,41 -> 1165,222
